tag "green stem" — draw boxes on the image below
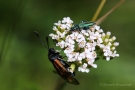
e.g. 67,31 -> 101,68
54,77 -> 67,90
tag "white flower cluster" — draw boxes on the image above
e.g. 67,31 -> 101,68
49,17 -> 119,73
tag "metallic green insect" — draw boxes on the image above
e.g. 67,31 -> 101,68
70,20 -> 95,31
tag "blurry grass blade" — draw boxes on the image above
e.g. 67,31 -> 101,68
96,0 -> 125,25
91,0 -> 106,22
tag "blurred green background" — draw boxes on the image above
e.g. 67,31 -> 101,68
0,0 -> 135,90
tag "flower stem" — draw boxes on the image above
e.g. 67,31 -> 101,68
54,77 -> 67,90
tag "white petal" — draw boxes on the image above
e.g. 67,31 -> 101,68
106,57 -> 110,61
95,25 -> 100,30
85,69 -> 90,73
114,42 -> 119,46
107,31 -> 111,36
91,64 -> 97,68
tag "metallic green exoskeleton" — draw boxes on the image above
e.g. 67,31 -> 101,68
70,20 -> 95,31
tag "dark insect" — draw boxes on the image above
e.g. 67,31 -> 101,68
34,31 -> 79,85
70,20 -> 95,32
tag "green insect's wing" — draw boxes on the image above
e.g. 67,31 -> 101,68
79,22 -> 95,28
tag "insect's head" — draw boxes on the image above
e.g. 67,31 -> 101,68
48,48 -> 59,54
71,25 -> 79,31
80,20 -> 86,23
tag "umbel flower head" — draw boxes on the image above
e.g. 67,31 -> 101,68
49,17 -> 119,73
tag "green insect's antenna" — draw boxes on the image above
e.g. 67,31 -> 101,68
34,31 -> 49,49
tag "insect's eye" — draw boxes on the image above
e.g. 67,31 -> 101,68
59,55 -> 62,58
80,20 -> 85,23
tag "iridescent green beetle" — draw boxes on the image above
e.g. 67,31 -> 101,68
70,20 -> 95,32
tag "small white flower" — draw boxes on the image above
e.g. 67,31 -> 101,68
78,52 -> 85,60
65,36 -> 75,45
112,50 -> 119,57
65,24 -> 72,30
89,32 -> 96,41
85,51 -> 97,59
98,44 -> 104,48
54,20 -> 61,26
81,30 -> 89,36
111,47 -> 116,51
112,36 -> 116,41
94,32 -> 101,39
95,25 -> 100,30
56,30 -> 61,35
107,31 -> 111,36
103,45 -> 110,52
70,32 -> 79,40
87,59 -> 97,68
64,45 -> 74,54
76,34 -> 85,43
59,32 -> 66,38
97,29 -> 103,33
113,42 -> 119,46
101,33 -> 105,38
97,37 -> 103,44
107,42 -> 112,46
86,42 -> 96,51
49,33 -> 59,40
104,50 -> 113,61
109,39 -> 112,42
106,56 -> 110,61
56,40 -> 65,48
60,24 -> 68,30
53,26 -> 58,31
78,40 -> 86,48
78,63 -> 90,73
74,52 -> 79,59
62,17 -> 73,24
104,38 -> 109,43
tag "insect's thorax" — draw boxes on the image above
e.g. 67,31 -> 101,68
48,48 -> 61,62
71,25 -> 80,31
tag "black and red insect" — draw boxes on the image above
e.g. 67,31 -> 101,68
34,31 -> 79,85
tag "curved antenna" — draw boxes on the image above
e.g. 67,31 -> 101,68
34,31 -> 48,49
46,36 -> 49,49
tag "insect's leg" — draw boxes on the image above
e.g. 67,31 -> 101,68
83,26 -> 90,30
78,29 -> 84,35
96,0 -> 125,25
91,0 -> 106,22
52,39 -> 57,46
78,29 -> 81,33
53,70 -> 58,74
61,56 -> 67,59
60,46 -> 69,59
51,39 -> 59,51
